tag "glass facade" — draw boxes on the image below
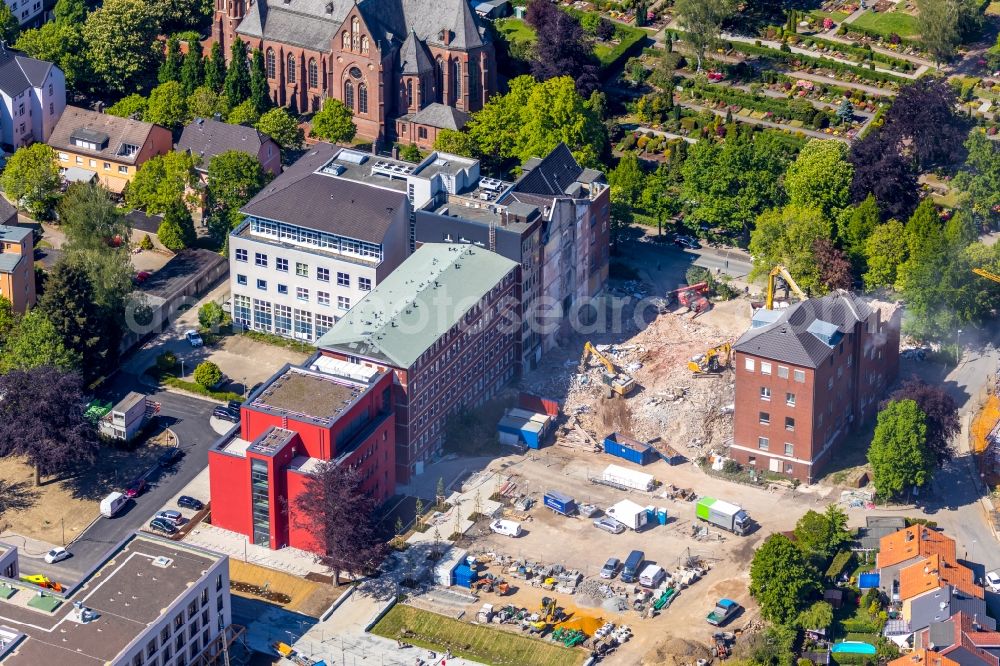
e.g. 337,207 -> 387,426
234,295 -> 251,328
250,459 -> 270,547
248,217 -> 384,262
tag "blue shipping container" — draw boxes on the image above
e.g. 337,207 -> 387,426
604,433 -> 659,466
544,491 -> 577,515
454,563 -> 477,587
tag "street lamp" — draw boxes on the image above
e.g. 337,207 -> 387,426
957,329 -> 963,362
180,359 -> 185,378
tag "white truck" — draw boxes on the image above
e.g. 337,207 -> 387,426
490,519 -> 522,537
606,499 -> 649,531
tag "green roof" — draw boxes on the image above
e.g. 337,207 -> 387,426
316,244 -> 518,368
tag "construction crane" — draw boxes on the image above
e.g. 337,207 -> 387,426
580,341 -> 637,396
688,342 -> 733,376
973,267 -> 1000,284
765,265 -> 807,310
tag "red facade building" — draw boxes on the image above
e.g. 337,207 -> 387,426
213,0 -> 496,143
731,291 -> 900,483
208,360 -> 395,552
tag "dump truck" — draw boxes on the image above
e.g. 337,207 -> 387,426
707,599 -> 740,626
696,497 -> 752,536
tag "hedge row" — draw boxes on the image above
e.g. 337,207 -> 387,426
684,82 -> 833,124
837,22 -> 919,46
728,41 -> 906,84
792,33 -> 913,70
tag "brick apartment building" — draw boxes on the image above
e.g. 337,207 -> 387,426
316,243 -> 520,483
731,290 -> 901,483
208,359 -> 395,552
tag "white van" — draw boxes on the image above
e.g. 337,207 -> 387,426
639,564 -> 665,588
489,519 -> 522,537
100,491 -> 127,518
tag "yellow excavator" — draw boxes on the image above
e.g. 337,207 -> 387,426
688,342 -> 733,375
974,267 -> 1000,285
580,341 -> 637,396
764,265 -> 807,310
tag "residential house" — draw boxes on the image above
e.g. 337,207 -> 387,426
316,243 -> 520,483
213,0 -> 496,142
913,613 -> 1000,665
855,516 -> 908,552
48,106 -> 173,193
731,291 -> 901,482
0,46 -> 65,149
0,223 -> 34,312
177,117 -> 282,177
888,650 -> 960,666
209,359 -> 395,552
3,0 -> 43,29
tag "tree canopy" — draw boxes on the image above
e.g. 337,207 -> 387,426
793,505 -> 851,561
674,0 -> 733,71
2,144 -> 60,219
207,151 -> 269,235
83,0 -> 159,93
145,80 -> 189,128
15,22 -> 89,93
868,399 -> 934,499
157,202 -> 197,251
784,140 -> 854,220
256,107 -> 303,151
224,38 -> 251,108
126,151 -> 199,214
749,204 -> 832,294
309,98 -> 357,143
0,310 -> 80,373
107,93 -> 149,119
525,0 -> 599,97
888,378 -> 959,465
749,533 -> 821,625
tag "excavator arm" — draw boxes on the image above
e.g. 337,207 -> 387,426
581,342 -> 616,375
973,267 -> 1000,284
765,265 -> 807,310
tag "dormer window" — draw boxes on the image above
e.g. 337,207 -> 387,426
117,143 -> 139,158
69,128 -> 109,151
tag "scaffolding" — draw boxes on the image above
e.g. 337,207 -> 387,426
974,394 -> 1000,482
193,624 -> 251,666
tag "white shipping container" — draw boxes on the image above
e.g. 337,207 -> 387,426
602,464 -> 655,491
433,547 -> 469,587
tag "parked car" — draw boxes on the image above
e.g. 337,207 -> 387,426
178,496 -> 204,511
44,547 -> 70,564
157,447 -> 184,466
149,518 -> 178,536
213,406 -> 240,423
227,400 -> 243,412
154,510 -> 183,525
594,516 -> 626,534
184,329 -> 203,347
125,477 -> 147,498
132,271 -> 151,285
674,235 -> 701,249
986,571 -> 1000,593
600,557 -> 620,579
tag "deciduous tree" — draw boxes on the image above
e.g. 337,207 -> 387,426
227,99 -> 260,126
917,0 -> 960,66
837,194 -> 880,270
126,151 -> 199,214
813,237 -> 854,291
0,310 -> 80,373
193,360 -> 222,388
848,130 -> 919,221
15,23 -> 89,92
785,140 -> 854,220
954,130 -> 1000,222
107,93 -> 149,119
0,4 -> 19,45
83,0 -> 159,93
156,201 -> 196,251
750,533 -> 821,625
207,150 -> 268,235
796,601 -> 834,631
432,129 -> 477,157
256,107 -> 303,151
609,152 -> 645,207
1,143 -> 60,220
525,0 -> 599,97
0,367 -> 98,485
868,399 -> 933,499
187,85 -> 229,120
309,98 -> 356,143
888,378 -> 958,465
145,81 -> 189,128
793,505 -> 851,560
198,301 -> 225,329
223,37 -> 250,109
882,77 -> 966,170
54,0 -> 86,25
863,219 -> 908,289
293,462 -> 387,581
674,0 -> 733,71
749,205 -> 831,293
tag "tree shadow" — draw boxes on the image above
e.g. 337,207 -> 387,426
0,479 -> 41,516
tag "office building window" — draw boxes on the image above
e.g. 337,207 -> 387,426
234,295 -> 250,327
760,386 -> 771,400
274,304 -> 292,334
359,277 -> 371,291
294,309 -> 312,339
317,267 -> 330,282
255,252 -> 267,267
296,262 -> 308,277
337,271 -> 349,286
317,291 -> 330,306
338,295 -> 350,310
256,279 -> 267,291
758,437 -> 769,450
236,274 -> 247,285
235,248 -> 248,262
316,313 -> 334,337
276,257 -> 288,272
296,287 -> 309,301
253,299 -> 272,330
277,284 -> 288,295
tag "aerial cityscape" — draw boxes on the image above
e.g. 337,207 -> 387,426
0,0 -> 998,664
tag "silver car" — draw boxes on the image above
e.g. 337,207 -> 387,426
594,516 -> 625,534
600,557 -> 620,579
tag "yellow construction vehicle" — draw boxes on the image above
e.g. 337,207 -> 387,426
688,342 -> 733,375
580,342 -> 637,396
973,267 -> 1000,284
765,265 -> 807,310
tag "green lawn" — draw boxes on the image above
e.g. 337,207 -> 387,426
496,17 -> 536,45
371,604 -> 586,666
809,9 -> 850,22
850,9 -> 920,38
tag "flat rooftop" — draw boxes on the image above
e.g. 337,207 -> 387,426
247,366 -> 367,425
0,535 -> 223,666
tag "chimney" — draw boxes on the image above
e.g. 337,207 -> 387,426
439,29 -> 452,46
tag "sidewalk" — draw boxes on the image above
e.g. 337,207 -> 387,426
0,531 -> 61,558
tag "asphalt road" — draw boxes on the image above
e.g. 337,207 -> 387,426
19,373 -> 221,584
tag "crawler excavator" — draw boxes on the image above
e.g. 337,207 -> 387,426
751,265 -> 808,311
688,342 -> 733,376
580,342 -> 637,396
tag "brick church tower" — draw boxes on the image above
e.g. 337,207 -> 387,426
213,0 -> 246,53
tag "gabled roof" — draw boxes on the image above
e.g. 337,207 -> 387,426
877,526 -> 957,570
409,103 -> 469,131
513,143 -> 585,197
734,290 -> 874,369
900,555 -> 982,601
400,30 -> 434,75
177,118 -> 276,167
920,613 -> 1000,666
239,142 -> 406,244
0,46 -> 54,96
316,244 -> 518,368
889,649 -> 961,666
49,106 -> 166,165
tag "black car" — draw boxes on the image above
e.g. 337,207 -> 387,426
674,235 -> 701,249
212,406 -> 240,423
149,518 -> 178,536
158,447 -> 184,466
178,495 -> 204,511
227,400 -> 243,412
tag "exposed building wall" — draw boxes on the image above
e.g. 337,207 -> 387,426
208,445 -> 254,537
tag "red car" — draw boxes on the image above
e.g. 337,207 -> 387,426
125,477 -> 146,498
133,271 -> 151,285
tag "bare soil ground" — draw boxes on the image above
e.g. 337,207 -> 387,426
230,560 -> 342,617
0,430 -> 177,546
